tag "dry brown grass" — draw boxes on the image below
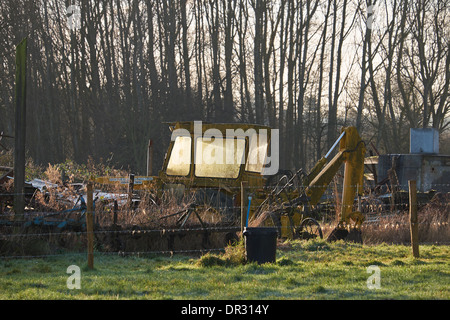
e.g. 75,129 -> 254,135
30,164 -> 82,212
361,193 -> 450,244
94,187 -> 204,229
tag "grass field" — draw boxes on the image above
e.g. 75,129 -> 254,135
0,239 -> 448,300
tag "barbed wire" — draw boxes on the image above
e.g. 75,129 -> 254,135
0,194 -> 447,219
0,248 -> 228,260
0,225 -> 243,239
1,219 -> 448,238
2,238 -> 449,260
0,200 -> 447,215
1,183 -> 448,202
1,221 -> 448,259
1,182 -> 450,194
1,182 -> 448,259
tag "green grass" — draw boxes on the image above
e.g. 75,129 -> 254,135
0,240 -> 448,300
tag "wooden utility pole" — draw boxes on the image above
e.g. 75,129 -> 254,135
13,38 -> 27,220
86,182 -> 94,269
409,180 -> 419,258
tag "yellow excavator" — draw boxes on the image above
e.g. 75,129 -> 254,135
94,122 -> 366,243
253,126 -> 366,242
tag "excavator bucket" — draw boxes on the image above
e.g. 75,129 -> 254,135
326,227 -> 362,243
345,228 -> 363,243
326,228 -> 348,242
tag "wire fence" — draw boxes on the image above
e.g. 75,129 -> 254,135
0,182 -> 449,260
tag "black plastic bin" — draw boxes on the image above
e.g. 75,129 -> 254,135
243,227 -> 278,264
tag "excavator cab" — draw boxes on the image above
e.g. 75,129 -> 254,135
158,121 -> 273,190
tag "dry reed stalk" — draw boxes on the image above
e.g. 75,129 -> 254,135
362,193 -> 449,244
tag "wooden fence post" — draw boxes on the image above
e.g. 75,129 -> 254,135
241,181 -> 248,235
147,139 -> 153,176
13,38 -> 27,221
86,181 -> 94,269
127,173 -> 135,207
409,180 -> 419,258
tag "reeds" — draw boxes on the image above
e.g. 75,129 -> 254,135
361,193 -> 449,244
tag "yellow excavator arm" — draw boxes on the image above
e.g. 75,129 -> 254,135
258,126 -> 366,241
304,127 -> 366,240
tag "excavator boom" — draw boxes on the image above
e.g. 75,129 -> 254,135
257,126 -> 366,242
305,127 -> 365,241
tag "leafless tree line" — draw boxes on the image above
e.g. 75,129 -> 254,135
0,0 -> 448,173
